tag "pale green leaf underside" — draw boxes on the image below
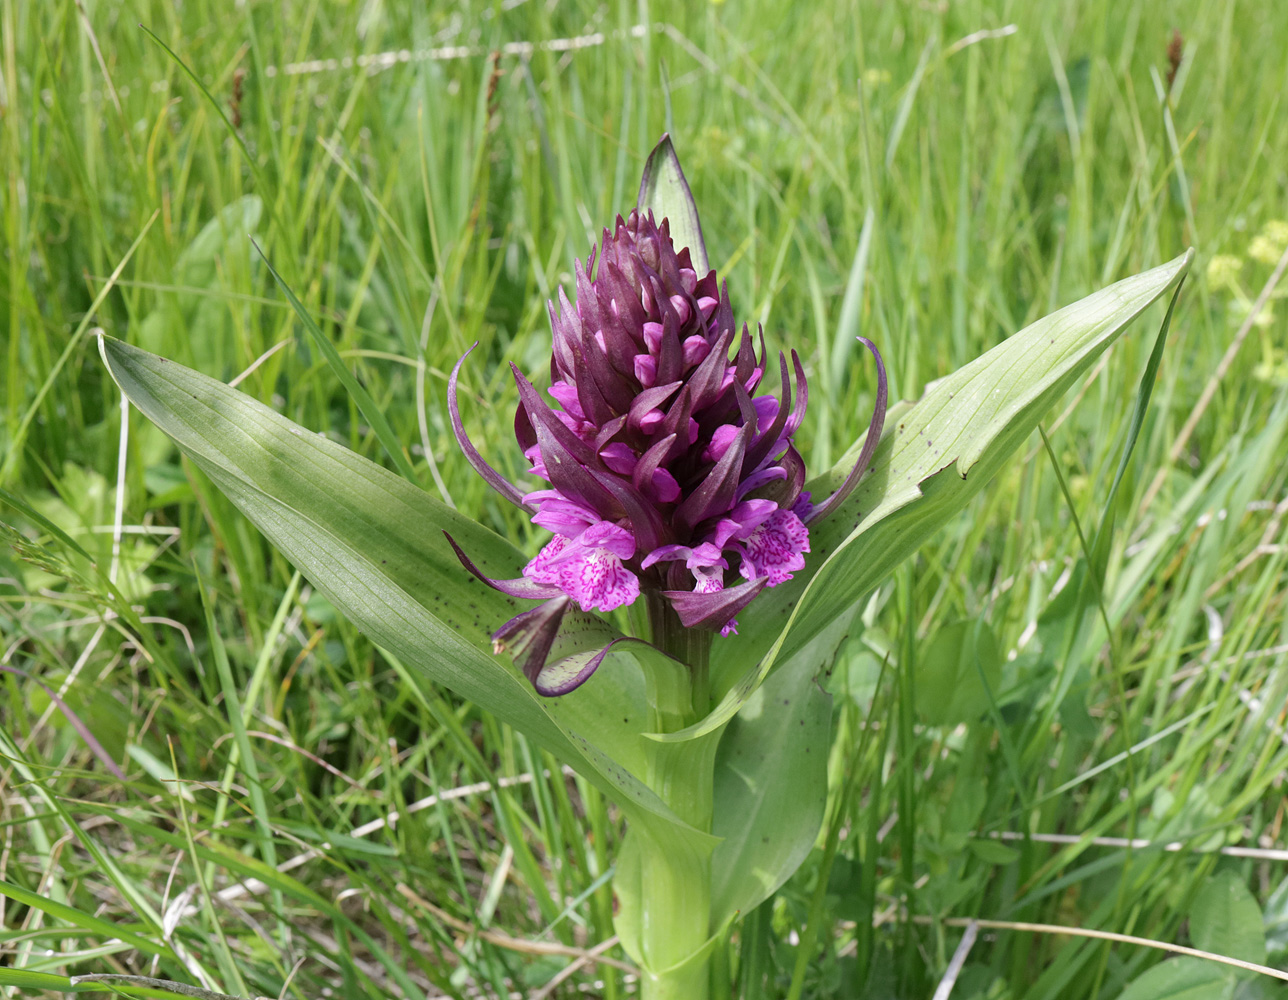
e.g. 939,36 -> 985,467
708,608 -> 850,924
637,133 -> 710,274
98,337 -> 698,833
678,250 -> 1193,742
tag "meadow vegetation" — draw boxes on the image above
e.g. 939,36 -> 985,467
2,1 -> 1287,997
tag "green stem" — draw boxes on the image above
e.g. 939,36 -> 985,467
619,593 -> 719,1000
629,816 -> 714,1000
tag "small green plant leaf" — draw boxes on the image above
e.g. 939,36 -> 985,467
966,838 -> 1021,865
677,250 -> 1193,743
915,620 -> 1003,727
1114,958 -> 1233,1000
637,133 -> 709,274
1190,871 -> 1268,967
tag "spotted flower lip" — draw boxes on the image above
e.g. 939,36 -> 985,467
447,139 -> 886,695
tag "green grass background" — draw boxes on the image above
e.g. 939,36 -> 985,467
2,0 -> 1287,997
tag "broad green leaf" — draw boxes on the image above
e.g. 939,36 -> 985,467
915,620 -> 1002,727
1114,958 -> 1233,1000
637,134 -> 709,273
708,608 -> 850,924
97,336 -> 694,834
1190,871 -> 1268,967
681,250 -> 1192,743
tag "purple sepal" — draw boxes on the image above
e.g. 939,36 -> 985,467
443,533 -> 564,600
591,466 -> 668,554
533,637 -> 629,696
492,597 -> 572,685
662,575 -> 767,630
786,350 -> 809,435
743,352 -> 793,472
449,345 -> 531,510
806,337 -> 888,524
512,365 -> 621,518
674,419 -> 751,533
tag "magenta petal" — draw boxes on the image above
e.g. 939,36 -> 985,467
547,380 -> 586,419
553,542 -> 640,613
663,576 -> 767,630
443,533 -> 564,600
640,543 -> 693,570
741,508 -> 809,586
599,442 -> 638,475
575,521 -> 637,559
531,498 -> 599,538
806,337 -> 888,524
449,346 -> 530,510
649,467 -> 681,503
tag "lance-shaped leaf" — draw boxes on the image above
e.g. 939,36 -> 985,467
663,249 -> 1193,741
637,133 -> 709,274
96,336 -> 701,836
707,606 -> 855,925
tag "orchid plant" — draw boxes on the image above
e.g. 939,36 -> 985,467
100,137 -> 1190,999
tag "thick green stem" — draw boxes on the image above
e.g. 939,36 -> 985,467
621,593 -> 719,1000
628,809 -> 714,1000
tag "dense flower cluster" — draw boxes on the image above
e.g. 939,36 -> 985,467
449,210 -> 885,694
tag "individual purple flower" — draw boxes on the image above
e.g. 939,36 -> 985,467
447,138 -> 886,695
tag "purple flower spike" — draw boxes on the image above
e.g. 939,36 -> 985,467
446,137 -> 884,696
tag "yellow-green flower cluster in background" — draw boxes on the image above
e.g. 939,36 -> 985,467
1204,220 -> 1288,384
1248,219 -> 1288,266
